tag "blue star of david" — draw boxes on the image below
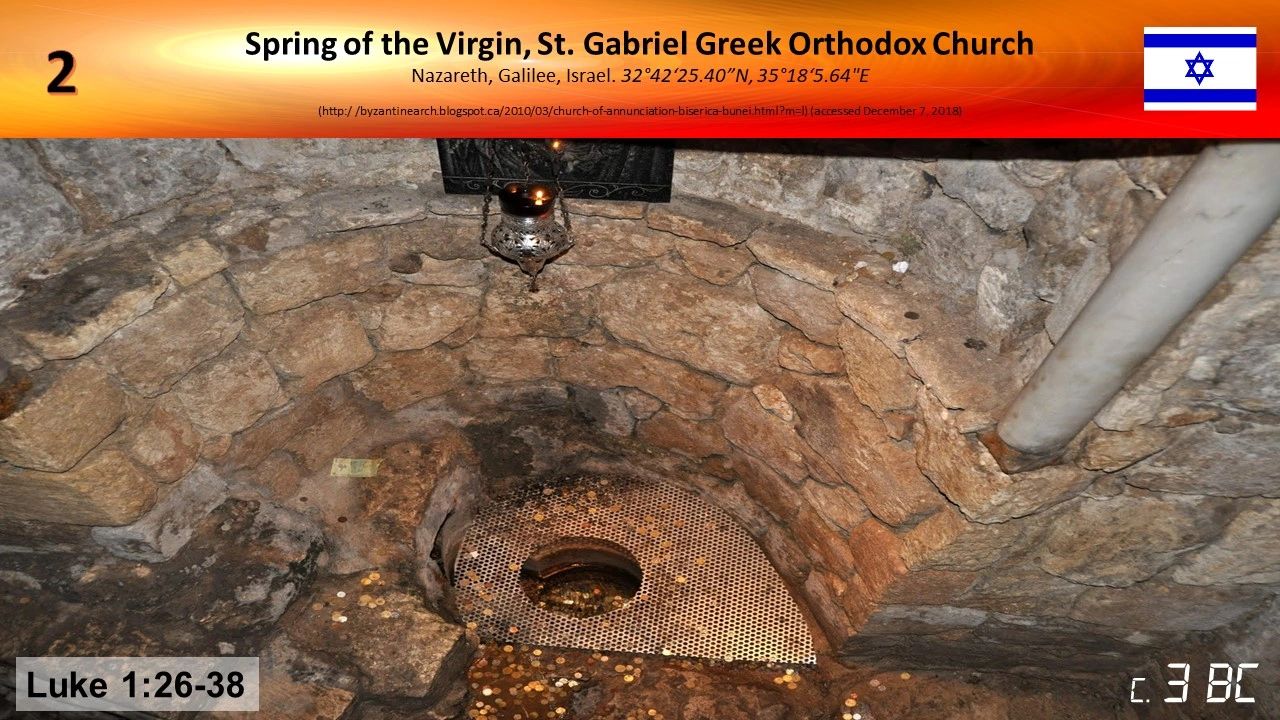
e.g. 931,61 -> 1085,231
1185,51 -> 1214,85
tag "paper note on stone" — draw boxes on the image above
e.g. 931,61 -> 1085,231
330,458 -> 383,477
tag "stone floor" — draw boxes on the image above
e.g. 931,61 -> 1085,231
456,642 -> 1126,720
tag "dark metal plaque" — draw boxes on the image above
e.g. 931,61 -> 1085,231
437,139 -> 673,202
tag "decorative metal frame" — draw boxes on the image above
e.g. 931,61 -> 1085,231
438,140 -> 674,202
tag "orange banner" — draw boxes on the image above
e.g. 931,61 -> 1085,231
1,0 -> 1277,137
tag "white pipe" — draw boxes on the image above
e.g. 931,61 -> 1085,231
996,142 -> 1280,460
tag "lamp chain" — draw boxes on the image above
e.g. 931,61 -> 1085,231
477,140 -> 496,249
551,141 -> 571,242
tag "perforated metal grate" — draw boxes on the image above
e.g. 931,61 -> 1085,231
453,475 -> 816,664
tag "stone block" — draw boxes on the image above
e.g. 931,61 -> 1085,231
598,268 -> 779,384
1127,425 -> 1280,497
0,448 -> 156,525
619,388 -> 663,419
957,563 -> 1086,616
283,404 -> 369,473
823,157 -> 932,238
252,298 -> 374,392
121,404 -> 201,482
395,253 -> 486,287
838,321 -> 917,413
227,232 -> 389,314
275,185 -> 429,236
371,286 -> 482,351
645,196 -> 763,246
778,374 -> 943,526
775,332 -> 843,375
146,499 -> 325,632
349,348 -> 465,410
557,342 -> 726,419
569,386 -> 634,437
232,451 -> 303,501
463,337 -> 553,382
282,574 -> 467,698
0,142 -> 81,289
1034,492 -> 1234,587
154,238 -> 228,287
847,518 -> 910,596
801,570 -> 857,647
746,221 -> 882,289
222,139 -> 440,189
855,604 -> 989,635
636,411 -> 728,459
38,140 -> 223,223
478,267 -> 596,338
222,382 -> 348,470
930,160 -> 1036,232
1003,158 -> 1072,187
904,329 -> 1015,415
880,569 -> 979,605
732,452 -> 804,522
790,507 -> 858,574
1170,499 -> 1280,585
94,274 -> 244,396
0,361 -> 124,472
899,507 -> 1021,572
975,263 -> 1030,335
913,190 -> 1015,294
1094,389 -> 1162,431
801,480 -> 870,535
171,344 -> 288,434
834,275 -> 927,355
675,239 -> 754,285
1079,427 -> 1169,472
721,387 -> 820,484
566,216 -> 673,266
6,251 -> 170,359
90,464 -> 228,561
1070,582 -> 1270,632
749,265 -> 842,345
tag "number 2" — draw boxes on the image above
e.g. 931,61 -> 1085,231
47,50 -> 76,93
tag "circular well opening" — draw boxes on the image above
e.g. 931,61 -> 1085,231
519,537 -> 643,618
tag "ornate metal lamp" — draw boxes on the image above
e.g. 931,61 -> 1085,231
482,181 -> 573,291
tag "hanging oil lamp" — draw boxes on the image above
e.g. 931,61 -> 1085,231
482,181 -> 573,290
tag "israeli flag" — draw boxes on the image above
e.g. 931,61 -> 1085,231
1144,27 -> 1256,111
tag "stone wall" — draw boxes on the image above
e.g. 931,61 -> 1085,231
0,140 -> 1277,700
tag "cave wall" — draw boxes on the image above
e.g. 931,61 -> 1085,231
0,140 -> 1277,695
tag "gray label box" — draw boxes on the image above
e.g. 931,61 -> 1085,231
16,656 -> 259,712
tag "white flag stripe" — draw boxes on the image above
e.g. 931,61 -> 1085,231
1144,26 -> 1256,35
1143,47 -> 1257,89
1144,102 -> 1256,111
